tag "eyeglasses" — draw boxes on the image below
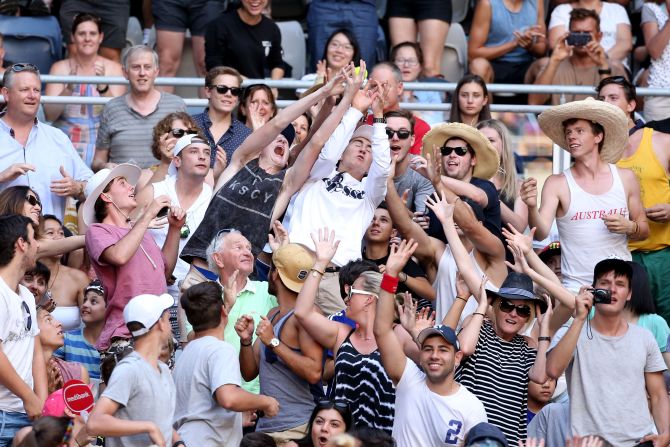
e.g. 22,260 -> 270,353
216,228 -> 236,238
394,58 -> 419,67
9,63 -> 39,74
440,146 -> 470,157
170,128 -> 198,138
345,288 -> 379,303
328,41 -> 354,52
385,129 -> 411,140
317,399 -> 350,412
208,84 -> 243,96
21,301 -> 32,331
499,299 -> 531,318
25,194 -> 41,208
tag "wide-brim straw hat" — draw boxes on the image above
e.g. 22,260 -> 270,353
82,164 -> 141,226
421,122 -> 500,180
538,97 -> 629,164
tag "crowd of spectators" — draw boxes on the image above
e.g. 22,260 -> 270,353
0,1 -> 669,447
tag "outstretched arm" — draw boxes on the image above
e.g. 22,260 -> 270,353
521,175 -> 561,241
373,239 -> 418,385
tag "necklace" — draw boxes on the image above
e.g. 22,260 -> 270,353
48,262 -> 60,290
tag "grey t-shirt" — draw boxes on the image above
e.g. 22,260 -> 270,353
97,92 -> 187,168
173,336 -> 243,447
550,322 -> 666,445
102,352 -> 176,447
528,401 -> 571,447
393,165 -> 434,213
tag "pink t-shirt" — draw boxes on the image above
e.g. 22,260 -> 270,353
86,223 -> 168,351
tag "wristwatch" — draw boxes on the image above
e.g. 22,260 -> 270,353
373,117 -> 386,124
269,337 -> 280,349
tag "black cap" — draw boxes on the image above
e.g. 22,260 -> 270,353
538,241 -> 560,263
280,124 -> 295,146
464,422 -> 509,447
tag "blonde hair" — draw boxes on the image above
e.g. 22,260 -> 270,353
359,271 -> 382,295
476,119 -> 517,204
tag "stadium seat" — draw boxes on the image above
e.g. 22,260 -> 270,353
125,16 -> 143,48
276,20 -> 306,79
441,23 -> 467,82
451,0 -> 471,23
0,15 -> 63,74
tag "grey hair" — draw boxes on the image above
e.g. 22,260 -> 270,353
121,45 -> 159,71
3,65 -> 40,89
371,61 -> 403,84
205,229 -> 241,272
358,271 -> 382,295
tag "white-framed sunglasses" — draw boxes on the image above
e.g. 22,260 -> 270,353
346,288 -> 379,302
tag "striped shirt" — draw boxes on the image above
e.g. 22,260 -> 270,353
96,92 -> 186,168
330,329 -> 395,433
455,320 -> 536,445
54,328 -> 101,380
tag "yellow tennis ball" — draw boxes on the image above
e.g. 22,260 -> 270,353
354,66 -> 368,79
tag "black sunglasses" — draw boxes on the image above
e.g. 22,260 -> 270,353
25,194 -> 41,208
385,129 -> 411,140
317,399 -> 350,412
209,84 -> 243,96
170,128 -> 198,138
499,299 -> 531,318
9,63 -> 39,74
21,301 -> 32,332
440,146 -> 470,157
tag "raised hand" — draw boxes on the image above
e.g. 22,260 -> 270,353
424,145 -> 443,185
234,314 -> 255,344
167,206 -> 186,229
325,63 -> 352,97
505,243 -> 531,275
248,102 -> 266,131
213,146 -> 227,179
352,78 -> 379,113
255,316 -> 276,346
574,286 -> 593,322
502,224 -> 536,255
310,227 -> 340,265
425,191 -> 454,224
223,269 -> 240,311
268,220 -> 290,252
535,293 -> 553,336
520,178 -> 538,208
397,295 -> 418,334
386,238 -> 418,276
476,273 -> 489,306
414,306 -> 436,334
455,271 -> 471,300
0,163 -> 35,183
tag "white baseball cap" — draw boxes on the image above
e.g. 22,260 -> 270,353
168,134 -> 210,176
123,293 -> 174,337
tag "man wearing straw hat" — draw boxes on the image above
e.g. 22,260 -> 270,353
521,97 -> 648,291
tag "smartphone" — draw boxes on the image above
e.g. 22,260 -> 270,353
566,32 -> 592,47
157,206 -> 170,218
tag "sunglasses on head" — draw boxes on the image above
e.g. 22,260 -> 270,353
9,63 -> 39,74
170,128 -> 198,138
317,398 -> 350,412
25,194 -> 41,208
209,84 -> 243,96
385,129 -> 411,140
440,146 -> 470,157
499,299 -> 532,318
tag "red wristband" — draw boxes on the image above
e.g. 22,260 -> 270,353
380,274 -> 399,294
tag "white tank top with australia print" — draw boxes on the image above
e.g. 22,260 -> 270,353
557,164 -> 631,292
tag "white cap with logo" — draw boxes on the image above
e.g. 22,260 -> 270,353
123,293 -> 174,337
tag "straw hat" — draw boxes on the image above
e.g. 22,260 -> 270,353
421,122 -> 500,180
538,97 -> 629,164
82,164 -> 141,226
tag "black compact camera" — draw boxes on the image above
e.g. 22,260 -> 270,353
589,288 -> 612,304
566,31 -> 592,46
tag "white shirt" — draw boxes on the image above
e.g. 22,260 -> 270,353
393,360 -> 487,447
286,108 -> 391,266
0,277 -> 39,413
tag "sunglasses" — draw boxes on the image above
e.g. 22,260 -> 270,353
21,301 -> 32,331
209,84 -> 243,96
385,129 -> 411,140
499,299 -> 532,318
317,398 -> 350,412
170,128 -> 198,138
345,288 -> 378,303
25,194 -> 41,208
440,146 -> 470,157
9,63 -> 39,74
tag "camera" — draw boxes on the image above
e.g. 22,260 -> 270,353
566,32 -> 592,47
589,288 -> 612,304
157,206 -> 170,218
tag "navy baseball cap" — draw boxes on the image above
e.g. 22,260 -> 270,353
416,324 -> 460,350
464,422 -> 509,447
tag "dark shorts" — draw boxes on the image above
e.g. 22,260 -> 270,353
60,0 -> 130,49
490,58 -> 534,84
386,0 -> 452,22
152,0 -> 226,36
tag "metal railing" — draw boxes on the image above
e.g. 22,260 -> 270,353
35,75 -> 670,113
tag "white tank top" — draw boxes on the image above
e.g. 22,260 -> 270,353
557,164 -> 631,291
433,245 -> 499,326
149,176 -> 212,296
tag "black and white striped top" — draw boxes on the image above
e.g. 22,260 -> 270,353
455,320 -> 537,445
330,329 -> 395,433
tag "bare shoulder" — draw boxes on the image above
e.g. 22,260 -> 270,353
48,59 -> 70,75
616,166 -> 638,184
541,173 -> 568,194
103,58 -> 123,74
63,265 -> 90,284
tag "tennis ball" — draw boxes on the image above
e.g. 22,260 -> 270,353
354,66 -> 368,79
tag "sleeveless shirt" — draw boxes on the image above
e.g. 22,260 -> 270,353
330,329 -> 395,433
455,320 -> 537,445
617,127 -> 670,252
485,0 -> 538,63
557,164 -> 631,291
256,310 -> 320,433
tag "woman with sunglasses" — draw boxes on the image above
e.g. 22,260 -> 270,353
449,75 -> 491,126
45,13 -> 125,169
294,228 -> 404,434
476,119 -> 528,232
0,186 -> 86,259
286,399 -> 353,447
